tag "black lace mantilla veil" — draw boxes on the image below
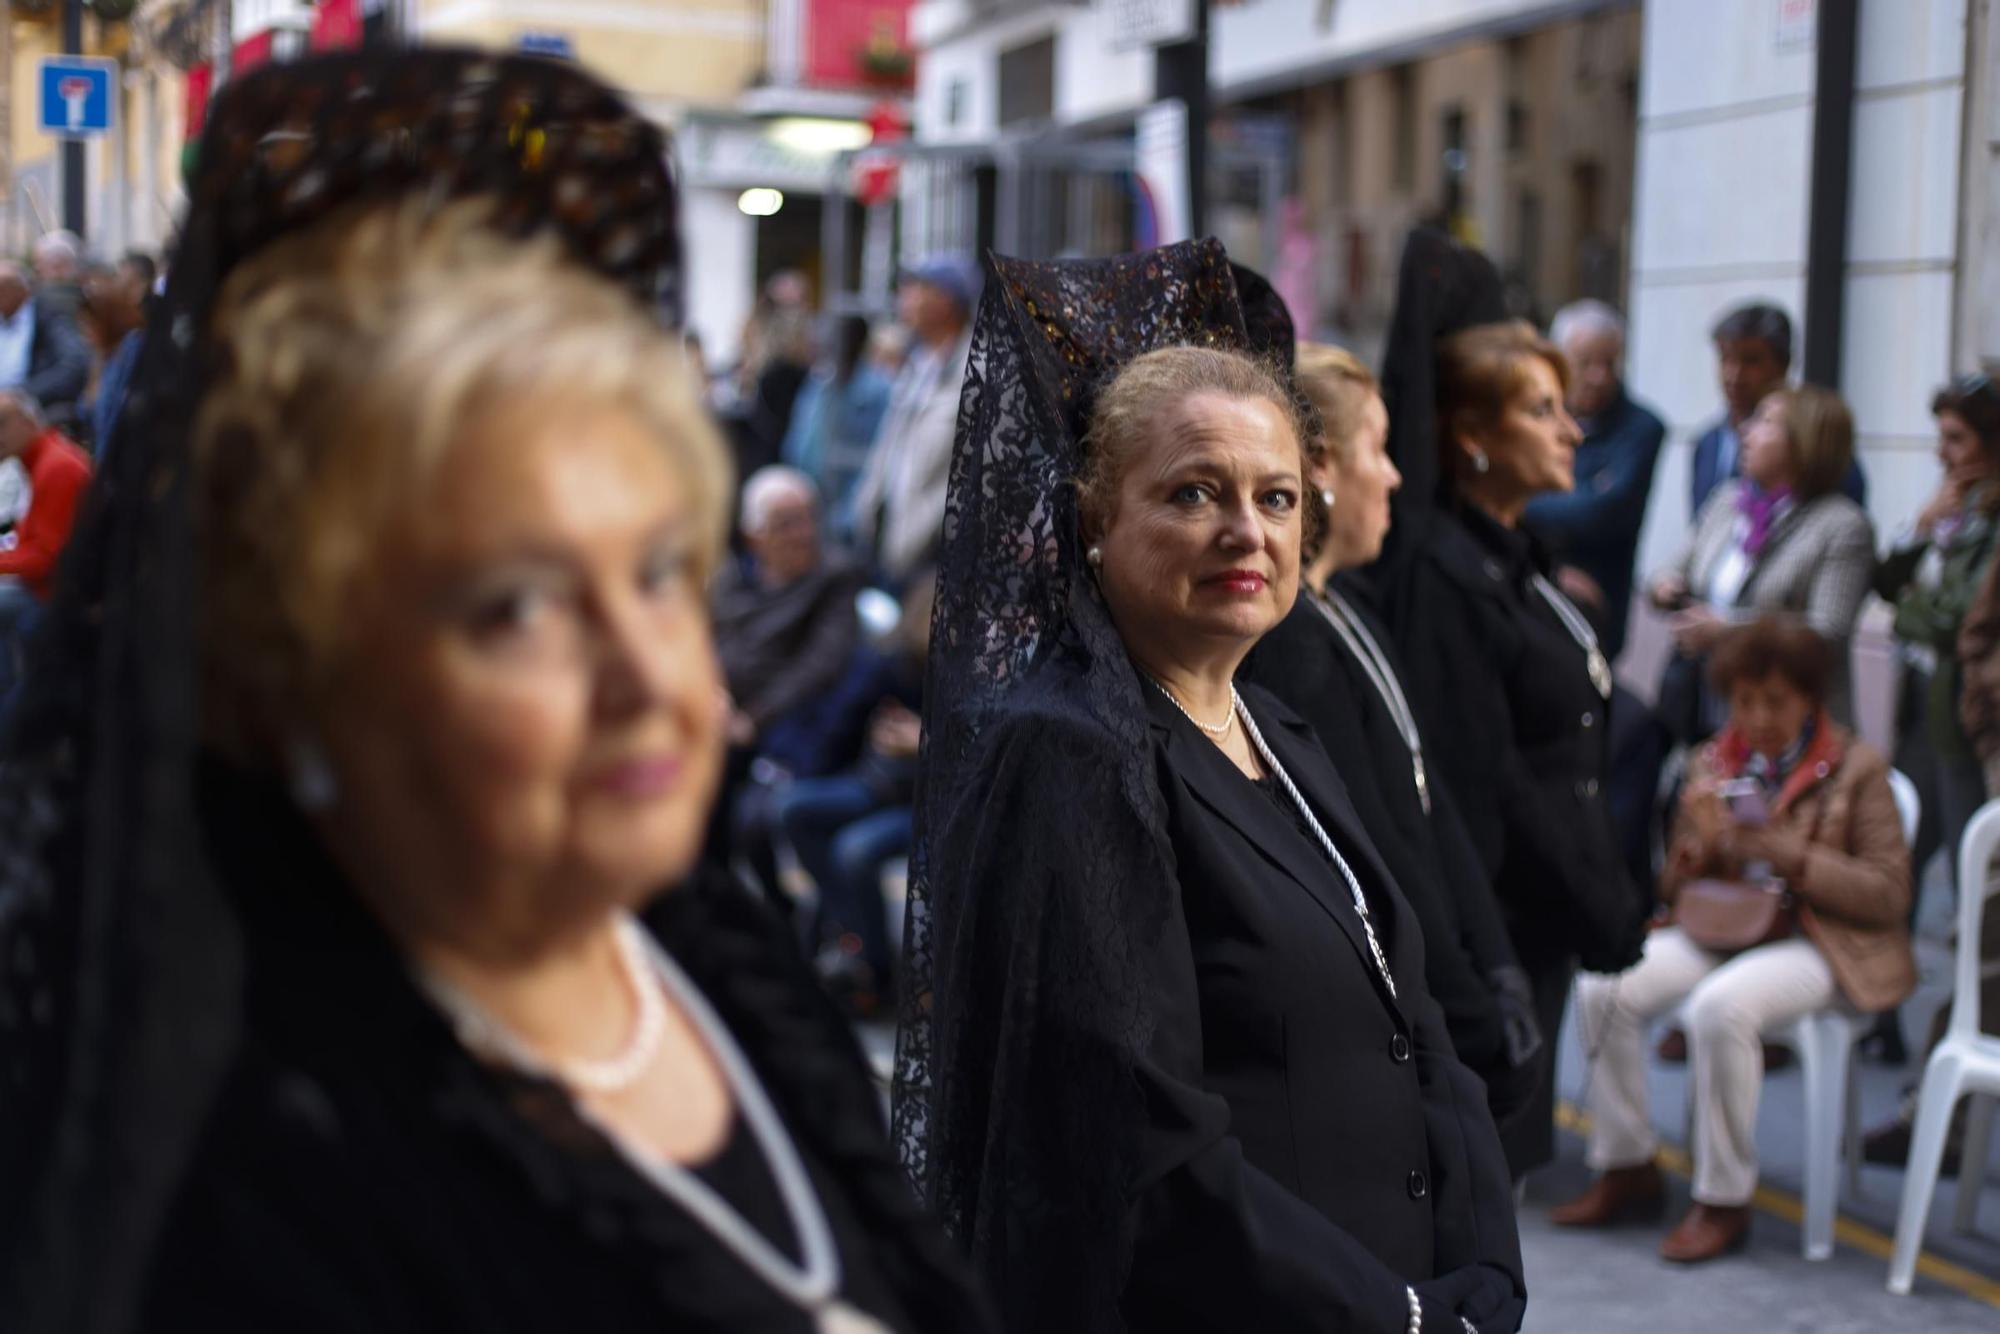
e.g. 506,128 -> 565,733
1369,226 -> 1507,591
0,51 -> 681,1334
891,240 -> 1259,1326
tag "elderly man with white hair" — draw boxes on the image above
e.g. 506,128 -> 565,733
31,230 -> 84,322
712,465 -> 864,741
1522,299 -> 1666,661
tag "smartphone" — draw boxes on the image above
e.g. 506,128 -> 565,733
1714,777 -> 1769,826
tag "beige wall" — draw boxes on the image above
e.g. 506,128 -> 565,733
414,0 -> 766,112
1300,8 -> 1641,352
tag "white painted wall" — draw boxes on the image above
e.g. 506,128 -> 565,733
914,3 -> 1151,143
1842,0 -> 1968,535
683,186 -> 757,369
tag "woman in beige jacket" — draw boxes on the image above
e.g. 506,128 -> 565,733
1553,618 -> 1915,1263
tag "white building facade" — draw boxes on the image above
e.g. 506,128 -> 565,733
913,0 -> 2000,718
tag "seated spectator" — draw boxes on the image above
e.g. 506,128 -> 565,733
0,392 -> 91,705
782,313 -> 891,521
1649,384 -> 1874,739
849,257 -> 976,586
767,577 -> 934,1015
1865,373 -> 2000,1063
1863,499 -> 2000,1167
712,465 -> 861,741
1523,299 -> 1664,661
0,261 -> 90,428
1555,619 -> 1914,1263
80,252 -> 154,457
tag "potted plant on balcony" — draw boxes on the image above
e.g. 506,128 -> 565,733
858,21 -> 912,89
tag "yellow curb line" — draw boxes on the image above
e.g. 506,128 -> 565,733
1552,1100 -> 2000,1309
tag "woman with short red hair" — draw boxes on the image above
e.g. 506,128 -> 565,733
1371,231 -> 1649,1180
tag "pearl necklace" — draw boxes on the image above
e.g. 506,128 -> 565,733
421,916 -> 668,1095
1148,677 -> 1236,738
416,916 -> 889,1334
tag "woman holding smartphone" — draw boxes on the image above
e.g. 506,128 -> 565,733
1552,618 -> 1916,1264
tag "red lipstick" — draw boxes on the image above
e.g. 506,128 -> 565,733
1205,569 -> 1268,594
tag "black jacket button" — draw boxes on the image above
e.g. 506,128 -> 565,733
1407,1170 -> 1428,1199
1390,1033 -> 1412,1063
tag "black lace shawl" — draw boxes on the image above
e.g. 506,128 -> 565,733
891,242 -> 1259,1328
0,50 -> 689,1334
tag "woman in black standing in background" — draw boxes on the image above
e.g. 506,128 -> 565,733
1368,230 -> 1649,1179
1241,342 -> 1545,1126
897,242 -> 1523,1333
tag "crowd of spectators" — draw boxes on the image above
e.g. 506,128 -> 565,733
695,259 -> 977,1012
0,230 -> 158,722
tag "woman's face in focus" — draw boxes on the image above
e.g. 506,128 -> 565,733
1727,671 -> 1815,761
1937,410 -> 1994,487
1462,356 -> 1580,500
315,404 -> 725,953
1318,393 -> 1400,571
1739,394 -> 1796,490
1094,392 -> 1302,669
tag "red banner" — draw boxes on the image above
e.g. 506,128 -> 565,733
232,29 -> 275,74
312,0 -> 364,50
805,0 -> 912,89
185,62 -> 214,140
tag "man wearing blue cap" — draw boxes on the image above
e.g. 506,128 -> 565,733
849,255 -> 978,585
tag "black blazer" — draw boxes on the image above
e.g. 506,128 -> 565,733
1240,583 -> 1534,1111
1383,506 -> 1645,975
1122,683 -> 1524,1333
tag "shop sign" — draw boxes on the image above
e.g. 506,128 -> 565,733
680,119 -> 841,193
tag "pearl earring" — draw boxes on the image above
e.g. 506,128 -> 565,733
286,738 -> 339,813
1087,545 -> 1104,569
1470,448 -> 1490,475
1320,488 -> 1336,510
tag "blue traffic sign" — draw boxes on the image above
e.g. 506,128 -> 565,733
38,57 -> 117,140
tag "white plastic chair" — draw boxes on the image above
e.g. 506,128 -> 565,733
1888,798 -> 2000,1294
1767,767 -> 1922,1261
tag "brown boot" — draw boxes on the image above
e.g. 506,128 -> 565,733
1659,1203 -> 1750,1263
1549,1163 -> 1666,1227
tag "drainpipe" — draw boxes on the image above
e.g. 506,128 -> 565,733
1802,0 -> 1860,387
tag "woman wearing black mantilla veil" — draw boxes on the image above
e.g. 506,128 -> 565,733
894,240 -> 1524,1331
1364,228 -> 1650,1177
0,51 -> 990,1334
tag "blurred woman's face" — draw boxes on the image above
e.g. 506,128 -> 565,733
1462,356 -> 1580,501
1739,394 -> 1796,490
1317,393 -> 1399,571
1727,671 -> 1815,760
1936,410 -> 1994,486
1094,392 -> 1302,673
315,404 -> 725,956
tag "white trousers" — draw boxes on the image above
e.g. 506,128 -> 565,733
1574,927 -> 1837,1205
